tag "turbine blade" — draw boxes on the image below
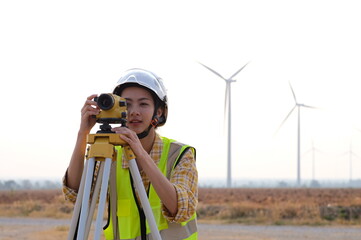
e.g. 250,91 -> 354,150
274,105 -> 297,135
229,61 -> 250,80
302,149 -> 312,155
198,62 -> 227,81
353,152 -> 361,159
302,104 -> 317,109
289,81 -> 297,103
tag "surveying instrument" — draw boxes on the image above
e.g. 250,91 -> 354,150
68,93 -> 162,240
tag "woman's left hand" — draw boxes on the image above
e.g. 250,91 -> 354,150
111,127 -> 147,162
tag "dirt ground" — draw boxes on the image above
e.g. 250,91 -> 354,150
1,217 -> 361,240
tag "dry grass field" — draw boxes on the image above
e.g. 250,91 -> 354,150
0,188 -> 361,226
197,188 -> 361,225
0,189 -> 73,219
1,188 -> 361,239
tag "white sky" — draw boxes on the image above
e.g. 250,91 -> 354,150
1,0 -> 361,185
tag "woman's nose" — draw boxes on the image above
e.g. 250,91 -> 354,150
128,105 -> 140,116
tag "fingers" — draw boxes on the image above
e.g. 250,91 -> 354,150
112,127 -> 133,137
112,127 -> 138,144
111,127 -> 147,165
79,94 -> 100,132
81,94 -> 99,115
81,105 -> 100,118
87,94 -> 98,101
82,94 -> 99,110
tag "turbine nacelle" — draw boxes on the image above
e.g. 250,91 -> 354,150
298,103 -> 317,109
227,79 -> 237,83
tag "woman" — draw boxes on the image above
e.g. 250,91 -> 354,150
63,68 -> 198,239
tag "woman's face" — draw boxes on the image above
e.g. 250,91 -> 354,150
121,86 -> 160,134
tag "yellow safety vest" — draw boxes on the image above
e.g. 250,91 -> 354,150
103,136 -> 198,240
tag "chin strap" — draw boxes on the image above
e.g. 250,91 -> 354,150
136,116 -> 159,139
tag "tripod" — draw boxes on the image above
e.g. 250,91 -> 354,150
67,123 -> 162,240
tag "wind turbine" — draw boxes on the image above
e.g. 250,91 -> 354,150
275,82 -> 317,186
303,141 -> 320,180
198,61 -> 249,188
341,141 -> 360,184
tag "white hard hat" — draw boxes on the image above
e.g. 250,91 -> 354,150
113,68 -> 167,103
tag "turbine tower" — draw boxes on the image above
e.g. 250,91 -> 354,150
276,82 -> 316,186
303,140 -> 323,181
199,61 -> 249,188
342,141 -> 360,184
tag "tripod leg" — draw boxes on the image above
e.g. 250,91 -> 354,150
84,161 -> 105,240
94,157 -> 112,240
67,160 -> 88,240
77,157 -> 96,240
109,160 -> 119,239
128,158 -> 162,240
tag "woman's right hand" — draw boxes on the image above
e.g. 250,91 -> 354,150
79,94 -> 100,134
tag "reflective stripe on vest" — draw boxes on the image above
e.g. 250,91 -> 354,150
103,136 -> 197,240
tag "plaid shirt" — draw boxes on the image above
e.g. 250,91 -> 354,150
62,134 -> 198,223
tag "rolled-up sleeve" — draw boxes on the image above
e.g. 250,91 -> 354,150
162,148 -> 198,223
62,163 -> 101,204
62,169 -> 78,204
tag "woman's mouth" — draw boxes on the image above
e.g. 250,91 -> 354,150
129,120 -> 142,125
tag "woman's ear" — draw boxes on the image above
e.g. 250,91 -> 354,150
156,107 -> 163,118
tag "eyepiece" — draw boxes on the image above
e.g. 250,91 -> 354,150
97,94 -> 114,110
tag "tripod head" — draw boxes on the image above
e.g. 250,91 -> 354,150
97,121 -> 127,134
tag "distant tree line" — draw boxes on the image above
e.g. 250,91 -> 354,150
198,179 -> 361,188
0,179 -> 62,190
